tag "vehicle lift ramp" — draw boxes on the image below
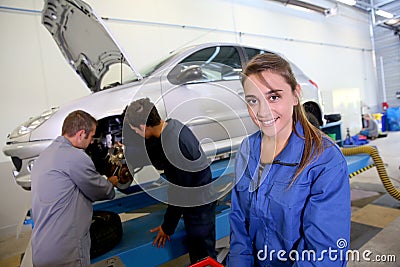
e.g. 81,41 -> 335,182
18,149 -> 377,267
91,158 -> 234,267
90,150 -> 376,267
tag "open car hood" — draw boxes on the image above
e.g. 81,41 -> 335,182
42,0 -> 142,92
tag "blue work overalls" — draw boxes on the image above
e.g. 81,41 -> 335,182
227,123 -> 351,267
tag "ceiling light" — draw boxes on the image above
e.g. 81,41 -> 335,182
336,0 -> 356,6
287,4 -> 313,13
269,0 -> 329,15
375,9 -> 394,19
385,18 -> 400,26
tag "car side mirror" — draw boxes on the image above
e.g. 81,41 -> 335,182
176,65 -> 203,84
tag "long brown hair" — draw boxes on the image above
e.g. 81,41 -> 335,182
242,52 -> 325,185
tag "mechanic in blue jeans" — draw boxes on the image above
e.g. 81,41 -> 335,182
124,98 -> 216,264
360,113 -> 379,139
227,53 -> 351,266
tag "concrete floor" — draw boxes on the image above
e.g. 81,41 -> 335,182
346,131 -> 400,267
1,131 -> 399,267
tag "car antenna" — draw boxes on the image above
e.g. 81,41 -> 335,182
120,53 -> 124,85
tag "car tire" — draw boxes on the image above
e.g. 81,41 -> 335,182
90,210 -> 123,259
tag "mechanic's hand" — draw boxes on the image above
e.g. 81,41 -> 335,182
150,225 -> 170,248
108,175 -> 119,186
115,141 -> 123,147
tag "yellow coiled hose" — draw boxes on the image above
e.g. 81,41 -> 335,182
341,146 -> 400,201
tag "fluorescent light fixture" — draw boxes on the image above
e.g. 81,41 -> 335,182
375,9 -> 394,19
385,18 -> 400,25
287,4 -> 313,13
336,0 -> 356,6
269,0 -> 329,15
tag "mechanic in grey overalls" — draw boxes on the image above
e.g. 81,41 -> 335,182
31,110 -> 118,267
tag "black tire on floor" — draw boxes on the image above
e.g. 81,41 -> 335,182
90,210 -> 123,259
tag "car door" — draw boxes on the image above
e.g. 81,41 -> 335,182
160,45 -> 257,157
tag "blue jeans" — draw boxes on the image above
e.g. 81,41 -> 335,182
360,130 -> 369,137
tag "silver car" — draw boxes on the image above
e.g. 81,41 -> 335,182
3,0 -> 324,190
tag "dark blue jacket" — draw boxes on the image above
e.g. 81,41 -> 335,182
145,119 -> 215,235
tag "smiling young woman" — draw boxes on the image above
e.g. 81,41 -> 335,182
227,53 -> 351,267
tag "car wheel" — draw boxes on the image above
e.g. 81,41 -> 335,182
90,210 -> 122,259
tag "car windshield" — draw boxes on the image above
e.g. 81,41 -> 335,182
139,53 -> 177,78
137,46 -> 194,79
100,52 -> 177,90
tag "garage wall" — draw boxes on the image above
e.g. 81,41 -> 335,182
374,26 -> 400,108
0,0 -> 377,238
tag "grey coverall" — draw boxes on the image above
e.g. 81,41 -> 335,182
31,136 -> 115,267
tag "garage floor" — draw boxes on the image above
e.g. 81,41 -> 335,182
1,131 -> 399,267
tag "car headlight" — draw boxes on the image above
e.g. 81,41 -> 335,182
27,159 -> 36,173
10,107 -> 59,138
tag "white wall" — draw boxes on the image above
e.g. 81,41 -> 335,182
0,0 -> 378,238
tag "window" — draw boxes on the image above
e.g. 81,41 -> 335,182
168,46 -> 242,84
243,48 -> 266,63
